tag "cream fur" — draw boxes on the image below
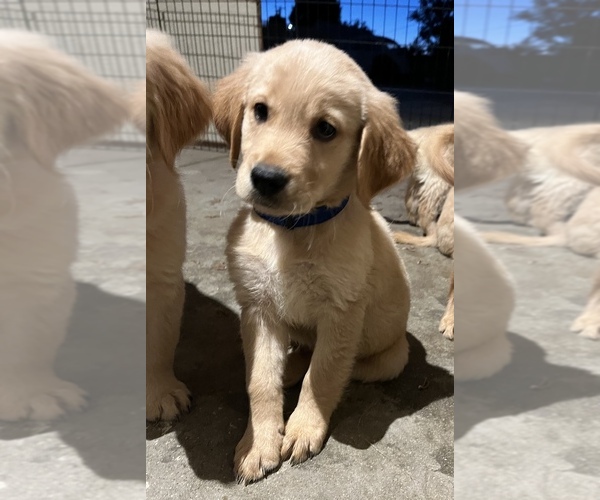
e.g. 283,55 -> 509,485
483,124 -> 600,259
454,91 -> 528,380
454,216 -> 515,380
454,91 -> 528,191
481,123 -> 600,339
0,30 -> 127,420
145,29 -> 212,420
213,40 -> 415,483
395,124 -> 454,257
393,123 -> 455,339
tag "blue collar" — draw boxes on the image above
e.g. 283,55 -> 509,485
254,197 -> 350,229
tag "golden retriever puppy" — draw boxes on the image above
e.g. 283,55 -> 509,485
145,30 -> 212,420
0,30 -> 127,420
394,123 -> 454,257
213,40 -> 416,483
392,124 -> 454,339
454,91 -> 528,380
481,124 -> 599,339
483,124 -> 600,259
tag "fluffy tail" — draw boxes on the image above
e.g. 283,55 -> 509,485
483,231 -> 565,247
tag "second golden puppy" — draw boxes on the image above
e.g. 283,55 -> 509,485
145,30 -> 212,420
214,40 -> 416,483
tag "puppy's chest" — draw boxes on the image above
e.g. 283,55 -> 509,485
233,245 -> 361,325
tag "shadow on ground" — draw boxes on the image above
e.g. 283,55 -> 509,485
455,332 -> 600,440
0,282 -> 146,481
146,282 -> 454,483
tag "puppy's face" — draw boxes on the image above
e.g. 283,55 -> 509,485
214,40 -> 416,215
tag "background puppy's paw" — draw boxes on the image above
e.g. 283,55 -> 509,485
146,376 -> 190,421
571,314 -> 600,340
281,408 -> 328,465
439,313 -> 454,340
0,377 -> 86,421
234,426 -> 283,484
570,311 -> 600,340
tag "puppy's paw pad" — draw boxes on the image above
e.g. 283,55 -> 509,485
282,411 -> 327,465
234,431 -> 282,484
146,378 -> 190,421
0,378 -> 86,421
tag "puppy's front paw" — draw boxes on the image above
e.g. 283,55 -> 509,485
281,407 -> 328,465
570,313 -> 600,340
234,425 -> 283,484
439,312 -> 454,340
0,376 -> 86,421
146,375 -> 190,421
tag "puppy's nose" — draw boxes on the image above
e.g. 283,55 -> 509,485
250,163 -> 289,197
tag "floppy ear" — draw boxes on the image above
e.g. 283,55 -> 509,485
213,54 -> 258,169
357,89 -> 417,205
454,91 -> 528,191
0,30 -> 127,164
146,29 -> 212,166
425,124 -> 454,186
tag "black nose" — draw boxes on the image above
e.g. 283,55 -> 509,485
250,164 -> 289,197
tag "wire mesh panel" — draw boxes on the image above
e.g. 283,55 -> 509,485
147,0 -> 454,150
455,0 -> 600,128
147,0 -> 263,148
0,0 -> 146,145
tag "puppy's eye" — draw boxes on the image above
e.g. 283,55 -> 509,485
313,120 -> 337,141
254,103 -> 268,123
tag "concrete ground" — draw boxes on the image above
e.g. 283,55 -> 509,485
455,181 -> 600,499
0,148 -> 146,500
146,149 -> 454,499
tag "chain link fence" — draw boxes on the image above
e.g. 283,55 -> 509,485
147,0 -> 454,150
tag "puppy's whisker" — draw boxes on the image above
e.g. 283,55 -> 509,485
219,183 -> 236,217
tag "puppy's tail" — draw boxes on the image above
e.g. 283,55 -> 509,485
425,125 -> 454,186
548,126 -> 600,186
393,230 -> 437,248
482,231 -> 565,247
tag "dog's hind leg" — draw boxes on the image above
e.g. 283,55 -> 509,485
352,333 -> 410,382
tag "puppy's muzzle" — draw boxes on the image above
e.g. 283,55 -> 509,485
251,163 -> 289,198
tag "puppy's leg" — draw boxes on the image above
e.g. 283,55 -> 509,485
235,307 -> 289,484
281,307 -> 364,465
439,272 -> 454,340
570,270 -> 600,340
352,333 -> 409,382
146,275 -> 189,421
0,278 -> 86,421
